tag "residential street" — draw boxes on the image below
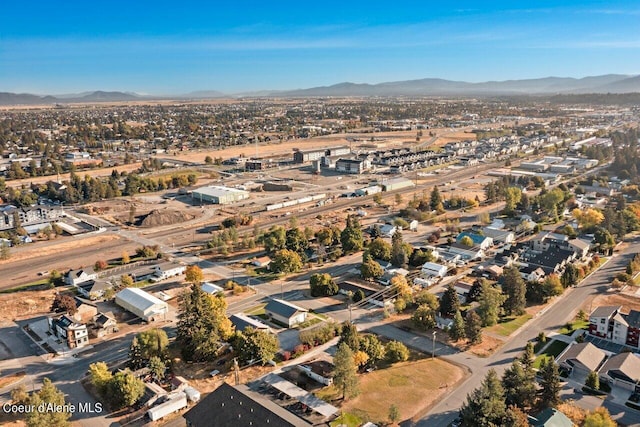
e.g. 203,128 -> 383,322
415,236 -> 640,427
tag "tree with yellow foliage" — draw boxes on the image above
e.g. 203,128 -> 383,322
572,208 -> 604,229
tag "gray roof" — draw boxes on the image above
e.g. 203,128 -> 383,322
230,314 -> 271,333
589,306 -> 621,319
530,408 -> 573,427
265,299 -> 307,319
557,342 -> 606,372
115,287 -> 167,311
600,353 -> 640,383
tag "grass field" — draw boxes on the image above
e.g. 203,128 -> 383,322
534,340 -> 569,369
488,313 -> 533,337
558,319 -> 589,335
317,358 -> 464,424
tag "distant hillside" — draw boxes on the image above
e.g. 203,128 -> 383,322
278,74 -> 640,97
2,74 -> 640,106
0,92 -> 58,105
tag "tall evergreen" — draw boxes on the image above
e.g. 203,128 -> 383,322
502,360 -> 537,410
539,359 -> 562,408
333,343 -> 360,400
449,310 -> 466,341
501,266 -> 527,316
460,369 -> 507,427
439,284 -> 461,317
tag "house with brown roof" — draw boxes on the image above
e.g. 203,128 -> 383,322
557,342 -> 607,377
599,352 -> 640,391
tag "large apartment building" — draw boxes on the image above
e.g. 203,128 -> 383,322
588,306 -> 640,348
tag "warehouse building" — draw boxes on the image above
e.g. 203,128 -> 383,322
380,177 -> 415,192
191,186 -> 250,205
115,288 -> 169,322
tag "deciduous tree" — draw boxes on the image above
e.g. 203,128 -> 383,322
185,265 -> 204,284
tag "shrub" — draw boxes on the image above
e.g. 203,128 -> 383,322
385,341 -> 409,363
282,351 -> 291,361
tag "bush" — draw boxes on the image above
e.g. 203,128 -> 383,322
293,344 -> 305,358
385,341 -> 409,363
299,323 -> 339,347
282,351 -> 291,361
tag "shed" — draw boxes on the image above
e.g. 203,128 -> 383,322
114,288 -> 169,322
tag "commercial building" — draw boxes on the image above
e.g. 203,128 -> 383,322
421,262 -> 448,278
115,288 -> 169,322
191,186 -> 250,205
335,158 -> 371,174
380,177 -> 415,192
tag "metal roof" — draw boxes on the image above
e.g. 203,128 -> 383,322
262,373 -> 337,418
115,287 -> 167,311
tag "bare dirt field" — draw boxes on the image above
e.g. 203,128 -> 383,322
587,291 -> 640,313
0,289 -> 57,322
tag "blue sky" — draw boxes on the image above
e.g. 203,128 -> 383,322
1,0 -> 640,94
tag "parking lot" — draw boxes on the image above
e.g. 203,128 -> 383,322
584,334 -> 630,353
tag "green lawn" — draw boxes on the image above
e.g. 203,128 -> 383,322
488,314 -> 533,337
245,303 -> 267,316
558,320 -> 590,335
533,340 -> 569,369
330,412 -> 362,427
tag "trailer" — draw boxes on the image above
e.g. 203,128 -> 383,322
147,393 -> 187,421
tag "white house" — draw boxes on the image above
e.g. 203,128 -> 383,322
201,282 -> 224,294
152,263 -> 186,281
115,288 -> 169,322
379,224 -> 397,238
65,267 -> 98,286
481,227 -> 515,245
421,262 -> 448,278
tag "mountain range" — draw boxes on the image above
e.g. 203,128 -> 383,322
2,74 -> 640,105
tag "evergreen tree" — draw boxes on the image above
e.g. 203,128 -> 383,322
501,266 -> 527,316
339,322 -> 360,352
430,186 -> 443,211
148,356 -> 166,381
465,310 -> 483,344
460,369 -> 507,427
333,343 -> 360,400
586,371 -> 600,391
341,215 -> 364,254
502,360 -> 537,410
561,263 -> 580,288
391,230 -> 408,268
449,310 -> 466,341
504,405 -> 530,427
128,337 -> 145,370
519,342 -> 536,372
439,284 -> 461,317
539,359 -> 562,408
477,281 -> 505,327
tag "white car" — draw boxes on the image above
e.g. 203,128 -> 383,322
209,370 -> 220,377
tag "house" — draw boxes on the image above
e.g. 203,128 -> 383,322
520,247 -> 575,275
448,242 -> 485,260
519,265 -> 546,282
72,297 -> 98,323
481,227 -> 515,245
529,408 -> 574,427
114,288 -> 169,322
456,231 -> 493,250
567,239 -> 590,259
556,342 -> 606,377
453,282 -> 473,303
230,313 -> 272,333
90,312 -> 118,338
484,265 -> 504,279
251,256 -> 272,269
375,259 -> 393,271
379,224 -> 397,238
378,268 -> 409,286
65,267 -> 98,286
201,282 -> 224,294
183,382 -> 311,427
298,360 -> 334,386
265,299 -> 308,328
599,352 -> 640,390
75,279 -> 112,300
151,263 -> 186,281
421,262 -> 448,278
530,231 -> 569,252
48,315 -> 89,348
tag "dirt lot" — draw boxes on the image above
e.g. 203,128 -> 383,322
0,234 -> 123,266
586,291 -> 640,313
0,289 -> 57,322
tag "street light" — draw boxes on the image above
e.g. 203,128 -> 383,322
432,330 -> 437,359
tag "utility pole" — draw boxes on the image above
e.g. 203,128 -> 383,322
432,330 -> 437,359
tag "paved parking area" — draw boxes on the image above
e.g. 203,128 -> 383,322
584,335 -> 629,353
